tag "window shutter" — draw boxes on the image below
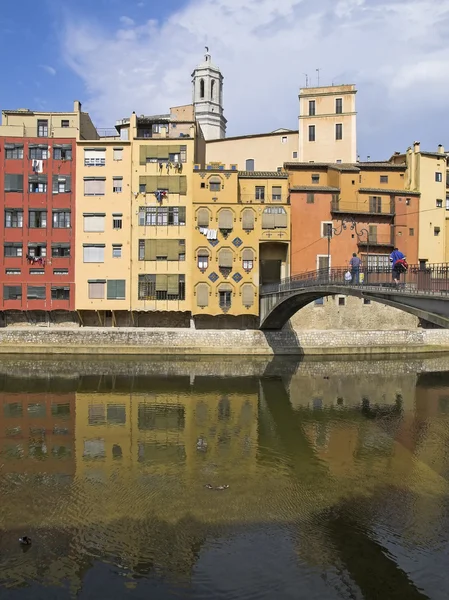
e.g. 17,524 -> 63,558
138,210 -> 145,226
156,274 -> 168,291
219,283 -> 232,292
242,209 -> 254,230
107,280 -> 117,299
83,215 -> 105,232
369,225 -> 377,242
144,240 -> 157,261
219,248 -> 233,267
218,209 -> 233,229
65,176 -> 71,192
168,177 -> 180,194
274,210 -> 287,228
167,275 -> 179,295
262,211 -> 275,229
5,174 -> 23,192
115,280 -> 125,299
197,208 -> 209,227
88,282 -> 105,299
139,145 -> 148,165
167,240 -> 180,260
196,283 -> 209,307
157,239 -> 168,257
157,146 -> 169,159
83,245 -> 105,263
114,148 -> 123,160
242,248 -> 254,262
242,284 -> 254,307
197,247 -> 210,257
169,144 -> 181,154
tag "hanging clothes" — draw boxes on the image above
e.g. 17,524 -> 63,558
32,159 -> 43,173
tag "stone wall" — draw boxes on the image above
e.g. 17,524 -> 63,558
0,327 -> 448,355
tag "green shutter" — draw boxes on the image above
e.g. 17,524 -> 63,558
139,145 -> 148,165
179,176 -> 187,194
116,280 -> 125,299
156,275 -> 168,291
167,275 -> 179,294
157,146 -> 169,159
107,280 -> 117,299
144,240 -> 157,261
167,240 -> 179,260
52,176 -> 58,193
65,176 -> 71,192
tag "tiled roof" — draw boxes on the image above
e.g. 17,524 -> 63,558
238,171 -> 288,178
290,185 -> 340,192
359,188 -> 420,196
420,151 -> 447,160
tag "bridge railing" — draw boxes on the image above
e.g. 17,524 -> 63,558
261,264 -> 449,295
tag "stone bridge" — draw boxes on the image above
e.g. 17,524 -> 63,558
259,265 -> 449,330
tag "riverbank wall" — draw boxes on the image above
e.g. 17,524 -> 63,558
1,327 -> 449,355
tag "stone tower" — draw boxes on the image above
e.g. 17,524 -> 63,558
192,51 -> 227,140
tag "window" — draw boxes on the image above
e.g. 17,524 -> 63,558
200,78 -> 205,99
107,280 -> 126,300
409,228 -> 415,236
335,98 -> 343,114
138,274 -> 185,300
242,284 -> 255,307
318,256 -> 330,271
113,147 -> 123,161
4,174 -> 23,192
52,210 -> 71,228
242,248 -> 254,271
139,239 -> 185,261
196,283 -> 209,308
211,79 -> 216,100
5,209 -> 23,228
242,208 -> 255,231
6,269 -> 20,275
113,214 -> 123,229
52,175 -> 71,194
314,297 -> 324,306
51,287 -> 70,300
83,214 -> 105,232
312,174 -> 320,184
405,198 -> 411,206
308,125 -> 315,142
139,206 -> 186,226
84,149 -> 106,167
321,222 -> 333,238
4,285 -> 22,300
446,197 -> 449,211
255,186 -> 265,201
29,269 -> 44,275
197,249 -> 209,271
436,172 -> 443,182
53,269 -> 68,275
83,245 -> 105,263
27,243 -> 46,258
196,208 -> 209,228
52,243 -> 70,258
281,136 -> 287,143
437,199 -> 443,208
27,285 -> 46,300
113,177 -> 123,193
338,296 -> 346,306
61,119 -> 69,128
219,287 -> 232,309
29,210 -> 47,228
272,186 -> 282,201
4,243 -> 22,257
380,175 -> 388,183
335,123 -> 343,140
5,144 -> 23,159
293,151 -> 298,159
218,209 -> 233,232
369,196 -> 382,213
53,144 -> 72,160
434,227 -> 441,236
84,178 -> 106,195
307,193 -> 315,204
245,159 -> 255,172
262,207 -> 287,229
367,254 -> 390,270
112,244 -> 122,258
209,178 -> 221,192
29,176 -> 47,193
309,100 -> 316,116
218,248 -> 233,276
37,119 -> 48,137
88,281 -> 105,299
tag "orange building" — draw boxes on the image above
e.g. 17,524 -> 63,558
285,162 -> 419,274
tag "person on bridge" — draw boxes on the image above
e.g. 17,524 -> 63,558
390,247 -> 406,285
349,253 -> 362,284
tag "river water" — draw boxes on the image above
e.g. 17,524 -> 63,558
1,354 -> 449,599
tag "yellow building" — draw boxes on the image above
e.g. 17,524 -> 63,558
299,84 -> 357,164
191,165 -> 290,321
391,143 -> 447,263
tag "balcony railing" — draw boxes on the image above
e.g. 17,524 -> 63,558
358,234 -> 394,247
331,200 -> 395,216
239,194 -> 288,204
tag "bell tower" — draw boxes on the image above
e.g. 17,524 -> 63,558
192,50 -> 227,140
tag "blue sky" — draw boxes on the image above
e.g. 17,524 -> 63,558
2,0 -> 449,159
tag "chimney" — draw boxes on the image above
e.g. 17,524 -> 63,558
73,100 -> 82,112
413,141 -> 420,153
438,144 -> 445,154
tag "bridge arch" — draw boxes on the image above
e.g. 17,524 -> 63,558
259,285 -> 449,330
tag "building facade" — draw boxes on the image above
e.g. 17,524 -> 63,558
298,85 -> 357,164
286,161 -> 419,275
0,102 -> 97,322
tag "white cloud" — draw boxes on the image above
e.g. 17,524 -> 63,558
119,16 -> 135,27
39,64 -> 57,76
61,0 -> 449,157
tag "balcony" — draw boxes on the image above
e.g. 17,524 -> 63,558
358,234 -> 394,248
331,199 -> 395,216
239,194 -> 288,204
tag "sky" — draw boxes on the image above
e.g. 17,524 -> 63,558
2,0 -> 449,159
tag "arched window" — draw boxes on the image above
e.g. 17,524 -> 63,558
211,80 -> 216,100
196,283 -> 209,307
197,247 -> 210,271
242,284 -> 255,308
197,208 -> 210,228
218,283 -> 233,310
209,176 -> 222,192
262,207 -> 287,229
242,248 -> 254,271
242,208 -> 255,231
245,158 -> 255,172
218,209 -> 233,232
218,248 -> 233,277
200,79 -> 205,99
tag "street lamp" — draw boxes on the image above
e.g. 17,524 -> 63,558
327,217 -> 370,282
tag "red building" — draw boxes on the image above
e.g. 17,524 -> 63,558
0,105 -> 97,320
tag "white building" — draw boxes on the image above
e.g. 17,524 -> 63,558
192,52 -> 227,141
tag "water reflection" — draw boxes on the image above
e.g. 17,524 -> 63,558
1,355 -> 449,598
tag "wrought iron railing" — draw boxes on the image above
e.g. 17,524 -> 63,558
260,264 -> 449,296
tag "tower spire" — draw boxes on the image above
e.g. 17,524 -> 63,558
191,52 -> 227,140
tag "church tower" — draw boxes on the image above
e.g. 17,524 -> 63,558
192,51 -> 227,140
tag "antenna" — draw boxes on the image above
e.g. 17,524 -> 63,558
303,73 -> 309,87
316,68 -> 321,86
